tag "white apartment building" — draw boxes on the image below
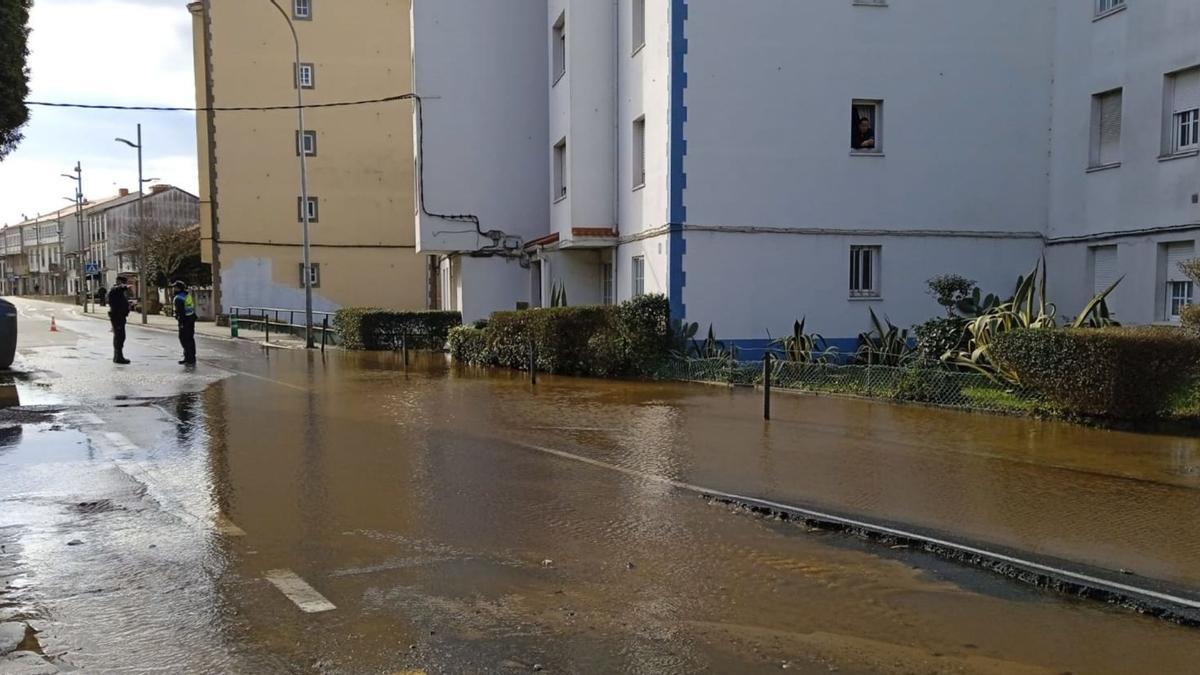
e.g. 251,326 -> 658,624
412,0 -> 1200,349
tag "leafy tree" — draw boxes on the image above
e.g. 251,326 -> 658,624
0,0 -> 32,160
925,273 -> 977,317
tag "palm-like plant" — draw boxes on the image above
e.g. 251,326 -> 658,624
771,317 -> 836,364
856,309 -> 913,366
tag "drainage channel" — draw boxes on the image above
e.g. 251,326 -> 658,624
509,439 -> 1200,627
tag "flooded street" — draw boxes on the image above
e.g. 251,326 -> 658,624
2,298 -> 1200,673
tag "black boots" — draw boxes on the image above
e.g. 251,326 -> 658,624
113,351 -> 130,365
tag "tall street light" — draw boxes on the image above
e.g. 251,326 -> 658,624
267,0 -> 314,348
116,123 -> 149,324
60,163 -> 88,313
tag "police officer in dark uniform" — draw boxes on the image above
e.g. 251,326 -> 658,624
107,276 -> 131,364
172,280 -> 197,366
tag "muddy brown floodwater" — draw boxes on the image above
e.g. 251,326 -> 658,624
3,299 -> 1200,673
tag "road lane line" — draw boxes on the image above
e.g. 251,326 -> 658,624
103,432 -> 139,452
264,569 -> 336,613
506,439 -> 1200,616
214,515 -> 246,537
78,413 -> 105,426
202,363 -> 309,392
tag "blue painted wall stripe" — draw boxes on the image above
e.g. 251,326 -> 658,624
668,0 -> 689,322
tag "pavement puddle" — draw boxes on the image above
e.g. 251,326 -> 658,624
264,569 -> 337,613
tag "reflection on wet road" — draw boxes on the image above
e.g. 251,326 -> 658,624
2,298 -> 1199,673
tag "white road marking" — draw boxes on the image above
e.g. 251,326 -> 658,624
78,413 -> 105,426
527,426 -> 621,432
103,432 -> 139,452
264,569 -> 336,613
214,515 -> 246,537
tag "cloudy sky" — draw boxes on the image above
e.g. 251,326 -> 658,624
0,0 -> 198,226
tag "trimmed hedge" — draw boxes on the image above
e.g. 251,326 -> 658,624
334,308 -> 462,350
913,317 -> 970,365
447,294 -> 671,377
990,327 -> 1200,419
1181,304 -> 1200,335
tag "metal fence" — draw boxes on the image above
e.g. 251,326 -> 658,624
229,306 -> 339,348
657,357 -> 1044,414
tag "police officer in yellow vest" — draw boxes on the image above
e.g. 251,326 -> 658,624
172,280 -> 197,366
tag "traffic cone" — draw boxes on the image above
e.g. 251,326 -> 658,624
50,316 -> 59,332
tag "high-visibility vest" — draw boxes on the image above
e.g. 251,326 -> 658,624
177,291 -> 196,318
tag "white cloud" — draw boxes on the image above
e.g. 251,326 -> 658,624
0,0 -> 198,225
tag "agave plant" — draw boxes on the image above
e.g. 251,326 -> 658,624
770,317 -> 837,364
944,258 -> 1122,381
856,309 -> 913,366
690,324 -> 731,360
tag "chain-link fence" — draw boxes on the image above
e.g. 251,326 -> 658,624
657,357 -> 1044,414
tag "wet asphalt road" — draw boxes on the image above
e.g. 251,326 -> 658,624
2,297 -> 1200,674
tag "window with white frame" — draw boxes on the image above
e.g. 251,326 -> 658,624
632,0 -> 646,53
296,63 -> 315,89
299,262 -> 320,288
553,139 -> 567,200
1166,67 -> 1200,155
1165,241 -> 1194,320
552,13 -> 566,83
296,130 -> 317,157
293,0 -> 311,20
849,245 -> 881,297
632,117 -> 646,188
601,262 -> 614,305
851,100 -> 882,152
298,196 -> 319,223
1090,89 -> 1122,167
1095,0 -> 1125,17
632,256 -> 645,297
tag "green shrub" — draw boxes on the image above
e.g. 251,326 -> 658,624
1180,305 -> 1200,336
451,294 -> 671,377
448,326 -> 492,364
334,308 -> 462,350
913,317 -> 970,365
989,327 -> 1200,419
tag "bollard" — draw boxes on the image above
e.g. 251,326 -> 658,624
321,317 -> 328,352
265,313 -> 270,343
529,341 -> 538,384
763,353 -> 772,421
231,316 -> 239,339
402,334 -> 409,367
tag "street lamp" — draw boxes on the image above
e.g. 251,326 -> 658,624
60,163 -> 88,313
115,124 -> 149,325
267,0 -> 315,348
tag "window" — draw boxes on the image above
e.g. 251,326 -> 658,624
632,256 -> 645,297
298,196 -> 319,223
552,13 -> 566,83
299,263 -> 320,289
293,0 -> 311,20
849,245 -> 881,298
1165,67 -> 1200,155
296,63 -> 315,89
601,262 -> 614,305
851,100 -> 882,153
632,0 -> 646,53
1095,0 -> 1125,17
553,139 -> 567,201
632,117 -> 646,188
296,130 -> 317,157
1165,241 -> 1194,320
1090,245 -> 1118,296
1090,89 -> 1122,168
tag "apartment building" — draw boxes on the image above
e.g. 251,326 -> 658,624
189,0 -> 430,316
1,210 -> 67,296
413,0 -> 1200,345
83,185 -> 201,288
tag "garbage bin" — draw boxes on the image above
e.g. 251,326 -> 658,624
0,299 -> 16,369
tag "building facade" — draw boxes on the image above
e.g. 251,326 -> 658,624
412,0 -> 1200,346
189,0 -> 432,316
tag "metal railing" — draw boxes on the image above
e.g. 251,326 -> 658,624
657,356 -> 1044,415
229,306 -> 338,350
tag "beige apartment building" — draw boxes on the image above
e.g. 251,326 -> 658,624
188,0 -> 429,315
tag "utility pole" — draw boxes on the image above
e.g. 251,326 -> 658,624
116,124 -> 148,324
268,0 -> 315,348
62,163 -> 87,313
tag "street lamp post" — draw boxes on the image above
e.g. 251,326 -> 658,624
60,163 -> 88,313
267,0 -> 314,348
116,123 -> 149,325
